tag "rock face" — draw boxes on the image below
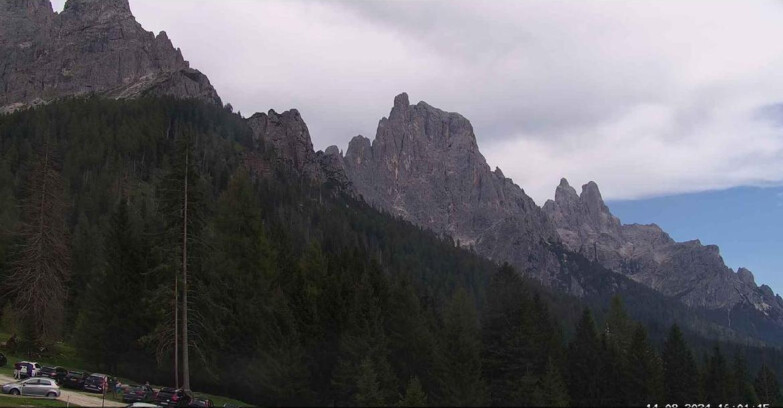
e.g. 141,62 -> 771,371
247,109 -> 352,190
333,93 -> 783,325
0,0 -> 220,113
542,179 -> 783,319
341,93 -> 562,283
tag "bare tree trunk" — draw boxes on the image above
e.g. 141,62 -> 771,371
181,148 -> 191,392
174,268 -> 179,389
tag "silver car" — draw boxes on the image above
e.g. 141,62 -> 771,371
2,377 -> 61,398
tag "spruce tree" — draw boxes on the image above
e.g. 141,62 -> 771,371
567,308 -> 602,407
626,323 -> 664,406
399,376 -> 428,407
732,352 -> 759,405
482,264 -> 538,406
386,278 -> 438,398
662,324 -> 698,404
356,357 -> 384,407
605,295 -> 633,352
75,201 -> 149,372
538,357 -> 569,407
754,364 -> 782,405
705,346 -> 732,404
441,288 -> 487,406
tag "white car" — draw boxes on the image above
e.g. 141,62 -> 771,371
20,361 -> 41,376
2,377 -> 60,398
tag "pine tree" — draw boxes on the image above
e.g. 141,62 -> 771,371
604,295 -> 633,352
385,278 -> 438,397
74,201 -> 149,372
538,357 -> 569,407
599,331 -> 627,406
731,352 -> 759,404
0,158 -> 18,274
332,267 -> 396,406
626,323 -> 664,406
482,264 -> 539,406
399,376 -> 428,407
662,324 -> 699,404
754,364 -> 782,405
705,346 -> 732,404
355,357 -> 384,407
600,296 -> 634,406
441,288 -> 487,406
567,308 -> 602,407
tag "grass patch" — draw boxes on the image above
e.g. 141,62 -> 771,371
0,394 -> 77,407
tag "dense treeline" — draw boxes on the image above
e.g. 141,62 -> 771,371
0,98 -> 782,406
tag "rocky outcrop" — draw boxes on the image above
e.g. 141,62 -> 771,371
334,92 -> 783,325
543,179 -> 783,320
247,109 -> 352,190
341,93 -> 563,284
0,0 -> 220,113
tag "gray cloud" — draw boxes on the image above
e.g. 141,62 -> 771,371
51,0 -> 783,202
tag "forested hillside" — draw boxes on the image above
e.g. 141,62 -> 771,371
0,98 -> 781,406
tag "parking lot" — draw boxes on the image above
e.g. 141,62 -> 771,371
0,372 -> 124,407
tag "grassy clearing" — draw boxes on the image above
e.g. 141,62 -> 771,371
0,394 -> 77,407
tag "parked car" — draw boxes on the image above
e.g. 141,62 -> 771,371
83,373 -> 112,393
126,403 -> 163,408
62,371 -> 89,389
15,362 -> 35,379
1,377 -> 60,398
20,361 -> 41,375
188,398 -> 214,407
37,366 -> 68,384
123,384 -> 156,403
154,388 -> 191,407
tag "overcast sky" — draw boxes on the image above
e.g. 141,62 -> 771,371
52,0 -> 783,204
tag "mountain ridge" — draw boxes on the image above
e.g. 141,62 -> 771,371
0,0 -> 221,113
331,92 -> 783,329
542,178 -> 783,319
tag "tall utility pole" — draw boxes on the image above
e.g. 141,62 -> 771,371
174,266 -> 179,389
181,147 -> 191,392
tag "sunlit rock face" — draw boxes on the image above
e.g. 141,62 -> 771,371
543,178 -> 783,319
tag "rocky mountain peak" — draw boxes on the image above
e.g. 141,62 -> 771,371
246,108 -> 353,190
393,92 -> 409,110
738,267 -> 757,287
581,181 -> 603,204
554,178 -> 579,203
343,92 -> 559,283
543,179 -> 783,318
324,145 -> 341,157
61,0 -> 134,27
247,109 -> 315,172
1,0 -> 220,112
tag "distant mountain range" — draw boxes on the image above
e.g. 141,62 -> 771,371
3,0 -> 782,344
